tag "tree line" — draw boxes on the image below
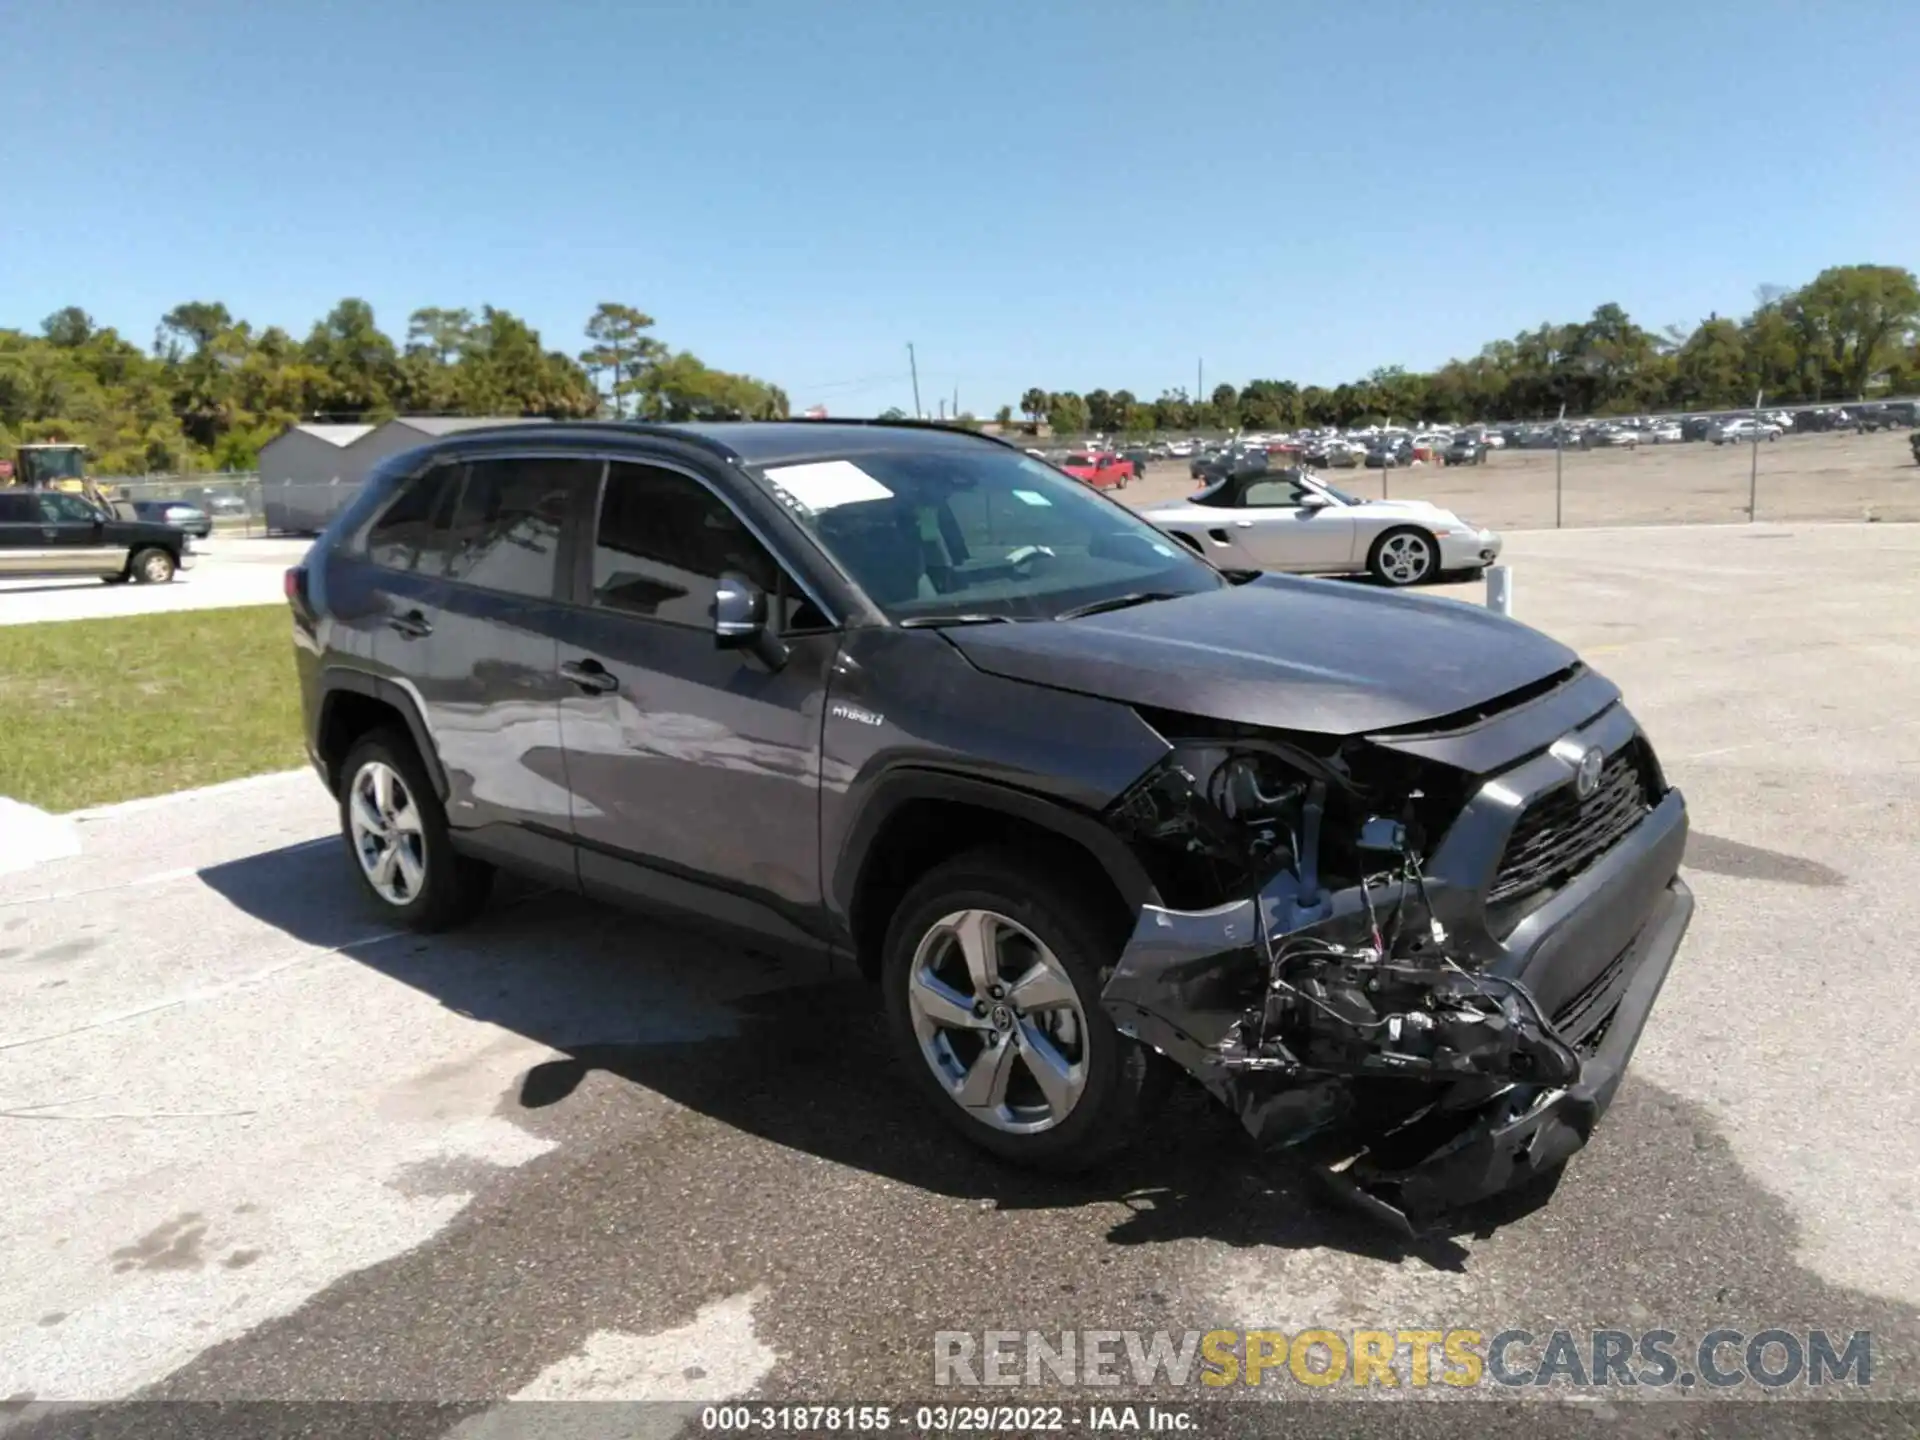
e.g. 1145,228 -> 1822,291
0,300 -> 788,475
1016,263 -> 1920,436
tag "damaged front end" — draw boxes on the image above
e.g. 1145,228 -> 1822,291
1099,703 -> 1690,1234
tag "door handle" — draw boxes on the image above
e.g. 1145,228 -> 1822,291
559,658 -> 619,695
387,610 -> 433,639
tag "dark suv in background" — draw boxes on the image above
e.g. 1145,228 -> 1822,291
289,420 -> 1692,1229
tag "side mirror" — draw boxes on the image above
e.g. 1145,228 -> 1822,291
1298,493 -> 1332,509
713,571 -> 789,669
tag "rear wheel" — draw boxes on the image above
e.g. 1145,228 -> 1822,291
338,729 -> 493,931
881,848 -> 1151,1172
1368,526 -> 1436,587
130,547 -> 176,584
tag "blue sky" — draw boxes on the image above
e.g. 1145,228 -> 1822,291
3,0 -> 1914,416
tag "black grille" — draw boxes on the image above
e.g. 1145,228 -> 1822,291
1551,941 -> 1634,1052
1488,742 -> 1654,907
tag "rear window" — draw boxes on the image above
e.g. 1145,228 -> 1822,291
442,457 -> 595,599
364,463 -> 464,571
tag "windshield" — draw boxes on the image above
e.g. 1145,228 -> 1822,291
1304,476 -> 1362,506
755,445 -> 1223,622
22,447 -> 86,483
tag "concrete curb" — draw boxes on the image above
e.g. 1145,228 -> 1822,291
65,768 -> 320,821
0,798 -> 82,876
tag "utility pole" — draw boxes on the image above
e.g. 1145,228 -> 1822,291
908,343 -> 922,419
1748,388 -> 1763,521
1197,359 -> 1204,415
953,382 -> 959,418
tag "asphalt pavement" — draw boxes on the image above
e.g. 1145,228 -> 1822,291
1,523 -> 1916,1438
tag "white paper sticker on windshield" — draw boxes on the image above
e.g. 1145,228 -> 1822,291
1011,489 -> 1052,507
763,460 -> 893,511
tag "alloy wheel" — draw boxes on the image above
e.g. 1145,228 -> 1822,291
348,761 -> 427,906
1377,532 -> 1434,585
905,908 -> 1089,1135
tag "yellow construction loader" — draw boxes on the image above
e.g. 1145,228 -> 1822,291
3,443 -> 122,512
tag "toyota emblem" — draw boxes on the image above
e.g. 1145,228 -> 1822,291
1574,746 -> 1605,799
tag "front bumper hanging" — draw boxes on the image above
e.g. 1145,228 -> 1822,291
1100,859 -> 1693,1236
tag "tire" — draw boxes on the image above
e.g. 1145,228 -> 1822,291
1367,526 -> 1438,587
880,847 -> 1152,1173
130,547 -> 176,584
338,728 -> 493,931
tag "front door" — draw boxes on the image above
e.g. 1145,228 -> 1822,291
556,456 -> 836,953
1230,476 -> 1359,571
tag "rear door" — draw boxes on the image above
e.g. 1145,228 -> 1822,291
555,454 -> 839,953
0,492 -> 43,573
405,453 -> 603,885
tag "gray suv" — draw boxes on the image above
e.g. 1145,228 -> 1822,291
288,420 -> 1692,1231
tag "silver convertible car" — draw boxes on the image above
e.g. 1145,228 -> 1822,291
1140,468 -> 1502,587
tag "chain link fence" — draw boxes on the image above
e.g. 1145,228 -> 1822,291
95,472 -> 268,534
1031,398 -> 1920,529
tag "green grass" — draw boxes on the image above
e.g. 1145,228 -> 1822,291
0,605 -> 305,811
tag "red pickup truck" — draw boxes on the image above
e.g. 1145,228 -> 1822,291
1057,450 -> 1134,489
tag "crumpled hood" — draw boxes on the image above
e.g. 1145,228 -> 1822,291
944,574 -> 1578,735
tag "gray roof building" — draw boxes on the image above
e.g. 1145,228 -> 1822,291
261,416 -> 544,534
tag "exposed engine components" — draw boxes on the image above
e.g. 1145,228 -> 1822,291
1236,942 -> 1580,1088
1102,722 -> 1589,1230
1108,733 -> 1580,1095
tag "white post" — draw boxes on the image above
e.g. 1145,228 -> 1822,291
1486,564 -> 1513,616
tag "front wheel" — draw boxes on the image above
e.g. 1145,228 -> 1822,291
1368,526 -> 1437,587
881,849 -> 1151,1173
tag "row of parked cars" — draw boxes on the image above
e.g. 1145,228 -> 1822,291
1055,401 -> 1918,479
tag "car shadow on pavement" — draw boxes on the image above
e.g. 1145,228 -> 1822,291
201,838 -> 1554,1268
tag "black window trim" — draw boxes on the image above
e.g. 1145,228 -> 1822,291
354,441 -> 843,625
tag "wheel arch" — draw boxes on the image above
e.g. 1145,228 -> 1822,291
315,669 -> 448,802
836,768 -> 1159,981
